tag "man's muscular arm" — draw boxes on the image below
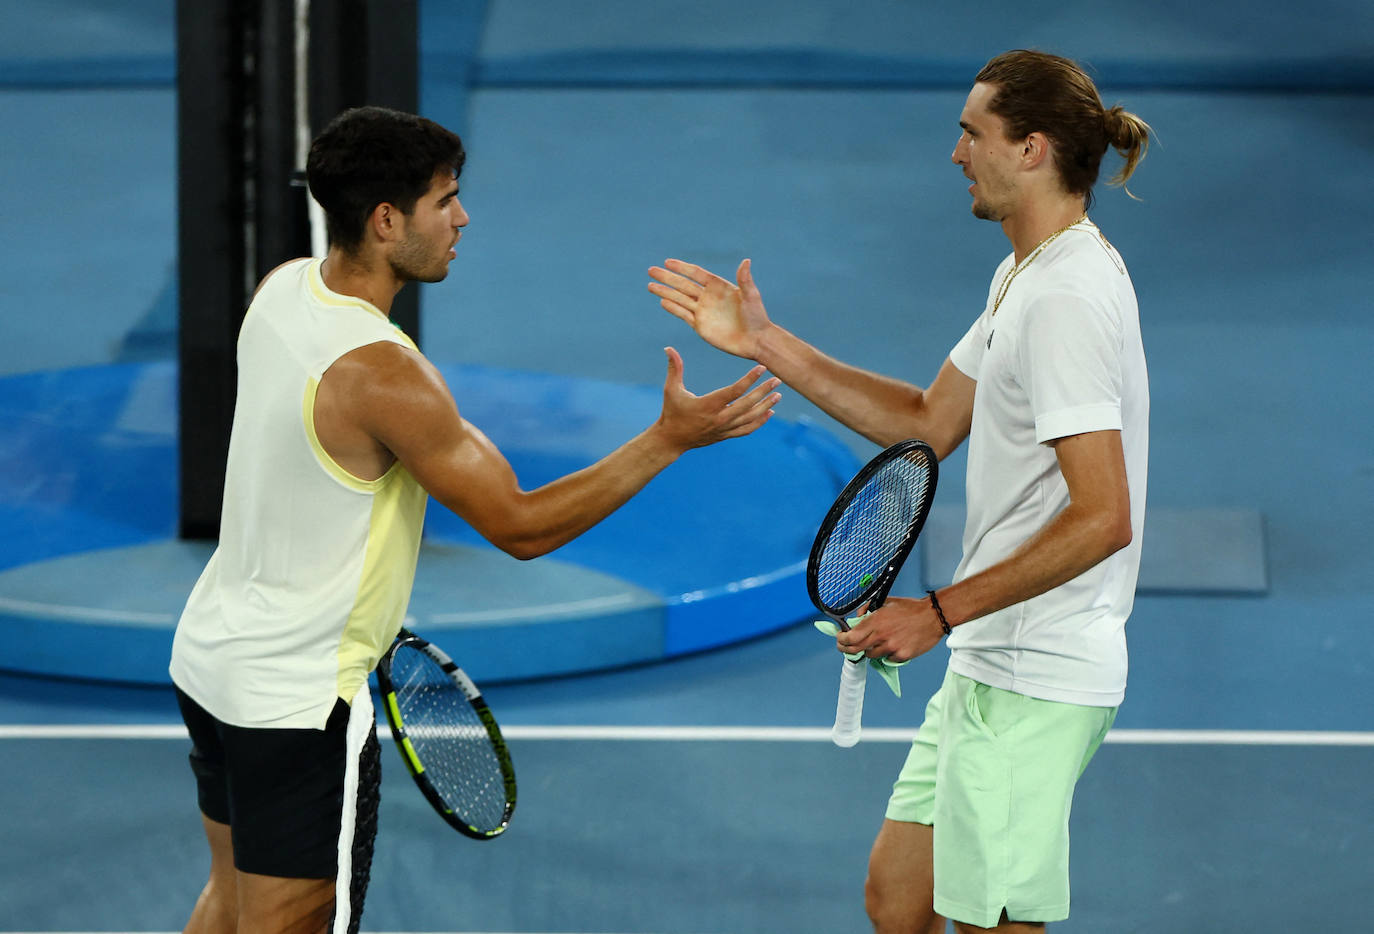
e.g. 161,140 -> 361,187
318,341 -> 780,559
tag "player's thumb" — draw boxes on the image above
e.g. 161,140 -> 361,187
662,346 -> 684,388
736,258 -> 755,294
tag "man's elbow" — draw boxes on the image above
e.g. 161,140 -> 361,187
453,509 -> 557,561
1073,500 -> 1132,561
1100,510 -> 1133,557
490,531 -> 554,561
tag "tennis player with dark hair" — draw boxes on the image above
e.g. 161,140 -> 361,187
170,105 -> 780,934
650,50 -> 1151,932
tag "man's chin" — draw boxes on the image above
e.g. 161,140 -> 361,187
414,266 -> 451,284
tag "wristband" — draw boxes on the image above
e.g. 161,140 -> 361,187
926,589 -> 952,636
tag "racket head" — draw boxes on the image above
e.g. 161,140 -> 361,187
807,439 -> 938,624
374,630 -> 517,840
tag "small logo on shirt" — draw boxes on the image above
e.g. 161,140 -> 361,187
986,330 -> 995,349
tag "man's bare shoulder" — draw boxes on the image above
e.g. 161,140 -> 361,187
322,340 -> 456,419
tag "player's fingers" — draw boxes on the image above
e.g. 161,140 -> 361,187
837,616 -> 872,650
653,295 -> 696,326
664,258 -> 730,287
649,266 -> 705,300
663,257 -> 704,277
648,280 -> 693,310
719,392 -> 781,433
847,630 -> 887,659
718,406 -> 775,439
703,365 -> 770,405
846,611 -> 888,656
835,629 -> 863,653
731,379 -> 782,414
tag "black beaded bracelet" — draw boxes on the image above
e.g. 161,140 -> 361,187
926,589 -> 952,636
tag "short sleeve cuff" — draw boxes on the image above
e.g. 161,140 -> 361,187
1035,403 -> 1121,444
949,334 -> 981,378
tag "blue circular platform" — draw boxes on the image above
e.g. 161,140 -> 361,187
0,361 -> 858,685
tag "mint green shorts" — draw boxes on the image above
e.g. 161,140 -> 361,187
886,668 -> 1116,928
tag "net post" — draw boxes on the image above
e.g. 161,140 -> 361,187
176,0 -> 311,538
176,0 -> 417,539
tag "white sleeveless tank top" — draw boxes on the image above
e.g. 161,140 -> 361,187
171,258 -> 428,728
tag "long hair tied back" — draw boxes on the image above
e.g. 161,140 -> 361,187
1103,103 -> 1151,197
977,50 -> 1152,204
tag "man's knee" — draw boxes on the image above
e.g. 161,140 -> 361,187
865,869 -> 939,933
864,820 -> 942,934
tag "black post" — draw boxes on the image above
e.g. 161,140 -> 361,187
177,0 -> 419,539
176,0 -> 309,539
176,0 -> 248,540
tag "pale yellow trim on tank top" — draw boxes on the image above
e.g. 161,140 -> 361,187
301,378 -> 401,493
297,256 -> 418,491
305,257 -> 388,320
305,258 -> 420,351
335,464 -> 428,704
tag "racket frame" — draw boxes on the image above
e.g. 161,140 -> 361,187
807,439 -> 938,748
806,438 -> 939,628
375,628 -> 517,840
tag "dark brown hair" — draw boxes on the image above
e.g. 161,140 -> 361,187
306,106 -> 466,251
976,50 -> 1151,206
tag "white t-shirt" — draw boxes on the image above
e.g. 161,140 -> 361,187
170,258 -> 429,729
945,220 -> 1149,707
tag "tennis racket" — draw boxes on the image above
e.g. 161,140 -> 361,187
807,439 -> 938,747
374,628 -> 517,839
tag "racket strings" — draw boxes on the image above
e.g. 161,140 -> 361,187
815,454 -> 933,611
391,648 -> 510,831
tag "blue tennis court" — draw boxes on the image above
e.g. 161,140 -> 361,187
2,1 -> 1372,931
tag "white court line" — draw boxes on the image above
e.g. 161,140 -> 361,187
1,724 -> 1372,745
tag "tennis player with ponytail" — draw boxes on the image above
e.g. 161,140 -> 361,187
650,50 -> 1152,932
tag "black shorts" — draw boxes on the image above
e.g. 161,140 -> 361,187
175,686 -> 381,890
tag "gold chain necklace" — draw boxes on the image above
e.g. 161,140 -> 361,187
991,214 -> 1089,316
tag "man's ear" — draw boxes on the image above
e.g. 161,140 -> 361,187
369,201 -> 403,243
1020,131 -> 1052,171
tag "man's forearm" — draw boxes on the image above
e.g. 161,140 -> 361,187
754,324 -> 931,448
935,500 -> 1132,628
485,426 -> 682,560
